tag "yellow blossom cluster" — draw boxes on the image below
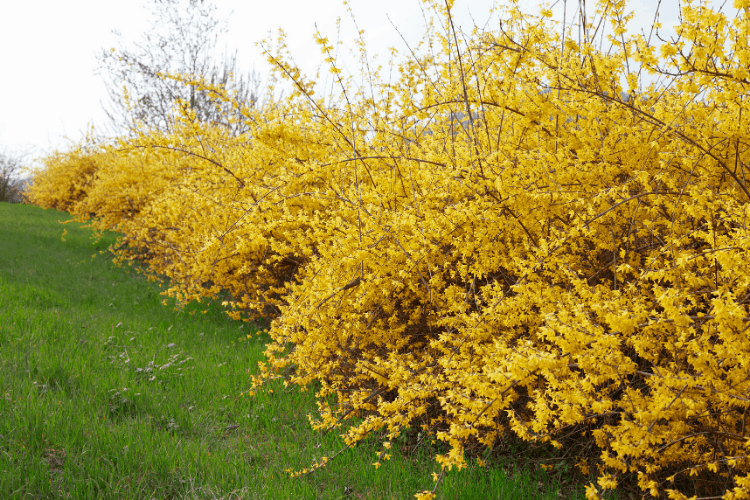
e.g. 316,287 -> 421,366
27,0 -> 750,497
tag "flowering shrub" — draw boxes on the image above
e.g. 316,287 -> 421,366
28,0 -> 750,498
27,137 -> 103,212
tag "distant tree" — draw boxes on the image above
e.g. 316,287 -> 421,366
0,152 -> 25,203
97,0 -> 261,136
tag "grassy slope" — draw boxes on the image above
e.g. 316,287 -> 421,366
0,202 -> 595,500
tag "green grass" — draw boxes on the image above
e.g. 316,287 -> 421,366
0,202 -> 605,500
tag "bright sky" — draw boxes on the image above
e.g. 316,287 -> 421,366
0,0 -> 678,161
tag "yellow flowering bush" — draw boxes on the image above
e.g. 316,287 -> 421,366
28,0 -> 750,497
27,136 -> 103,213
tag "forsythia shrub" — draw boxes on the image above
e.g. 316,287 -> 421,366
27,135 -> 103,213
28,0 -> 750,498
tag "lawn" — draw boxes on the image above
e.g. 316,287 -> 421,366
0,202 -> 599,499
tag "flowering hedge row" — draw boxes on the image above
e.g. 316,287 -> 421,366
28,1 -> 750,498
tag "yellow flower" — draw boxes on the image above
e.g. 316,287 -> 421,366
414,492 -> 435,500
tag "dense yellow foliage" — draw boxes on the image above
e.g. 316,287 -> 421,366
27,0 -> 750,498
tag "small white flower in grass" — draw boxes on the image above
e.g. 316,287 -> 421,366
165,343 -> 176,348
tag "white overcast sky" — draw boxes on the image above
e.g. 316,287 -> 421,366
0,0 -> 678,160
